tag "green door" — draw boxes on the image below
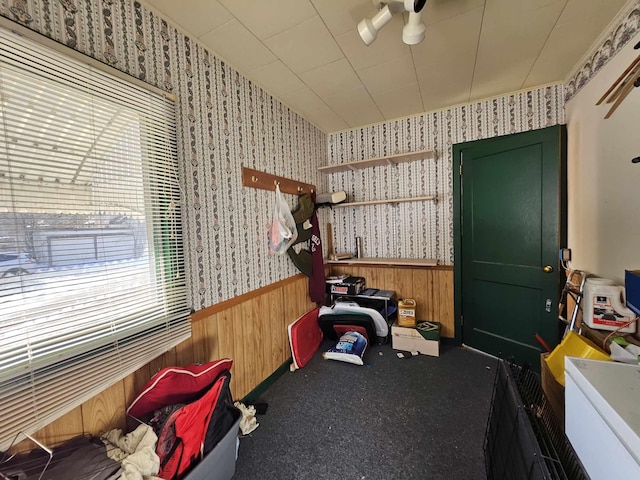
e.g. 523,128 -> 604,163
453,126 -> 566,368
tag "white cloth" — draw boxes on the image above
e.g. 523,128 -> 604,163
101,424 -> 162,480
234,401 -> 259,435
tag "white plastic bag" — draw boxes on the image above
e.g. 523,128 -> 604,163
268,184 -> 298,254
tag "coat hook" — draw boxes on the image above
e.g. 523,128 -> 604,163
274,180 -> 280,186
251,175 -> 258,182
297,186 -> 303,192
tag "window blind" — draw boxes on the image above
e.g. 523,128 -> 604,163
0,28 -> 190,450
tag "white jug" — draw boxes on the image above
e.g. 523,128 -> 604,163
583,277 -> 636,333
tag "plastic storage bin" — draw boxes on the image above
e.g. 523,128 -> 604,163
183,415 -> 241,480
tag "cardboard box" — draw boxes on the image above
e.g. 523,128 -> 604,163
391,321 -> 440,357
184,415 -> 240,480
327,276 -> 365,295
540,353 -> 565,429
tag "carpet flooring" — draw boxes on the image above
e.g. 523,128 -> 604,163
232,341 -> 497,480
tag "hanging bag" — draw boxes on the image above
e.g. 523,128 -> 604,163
268,184 -> 298,254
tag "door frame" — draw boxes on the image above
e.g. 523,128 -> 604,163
452,126 -> 568,348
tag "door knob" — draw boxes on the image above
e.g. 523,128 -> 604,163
543,265 -> 554,273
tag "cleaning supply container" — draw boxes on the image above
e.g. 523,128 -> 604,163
544,331 -> 611,386
397,299 -> 417,328
583,277 -> 637,333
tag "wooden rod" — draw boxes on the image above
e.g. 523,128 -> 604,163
605,68 -> 640,119
326,223 -> 333,258
241,166 -> 315,195
596,53 -> 640,105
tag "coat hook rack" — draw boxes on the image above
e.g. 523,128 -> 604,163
241,166 -> 315,195
597,40 -> 640,119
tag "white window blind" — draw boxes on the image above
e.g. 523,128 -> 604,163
0,28 -> 190,450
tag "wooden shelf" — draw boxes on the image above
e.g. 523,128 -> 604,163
318,149 -> 434,174
326,257 -> 438,267
333,195 -> 436,207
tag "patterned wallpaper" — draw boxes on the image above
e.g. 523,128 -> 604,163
5,0 -> 633,308
327,86 -> 566,265
565,0 -> 640,103
0,0 -> 327,310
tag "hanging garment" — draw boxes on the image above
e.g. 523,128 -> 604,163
308,192 -> 325,304
286,193 -> 325,303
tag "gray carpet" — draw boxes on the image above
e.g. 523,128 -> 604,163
232,341 -> 497,480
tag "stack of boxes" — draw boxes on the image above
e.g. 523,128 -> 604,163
391,298 -> 440,357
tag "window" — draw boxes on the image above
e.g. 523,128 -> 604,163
0,28 -> 190,449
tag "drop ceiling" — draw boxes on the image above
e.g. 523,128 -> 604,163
141,0 -> 629,133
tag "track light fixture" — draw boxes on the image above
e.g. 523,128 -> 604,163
357,0 -> 427,46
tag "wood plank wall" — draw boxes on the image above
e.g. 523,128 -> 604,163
329,264 -> 455,338
23,266 -> 453,448
25,274 -> 315,449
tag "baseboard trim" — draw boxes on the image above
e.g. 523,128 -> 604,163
462,343 -> 498,360
241,357 -> 292,404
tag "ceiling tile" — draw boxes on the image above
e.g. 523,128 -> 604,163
558,0 -> 628,24
264,16 -> 344,74
310,0 -> 381,36
470,0 -> 566,100
299,58 -> 362,99
199,20 -> 277,74
144,0 -> 631,131
279,87 -> 349,132
143,0 -> 233,37
413,6 -> 483,76
358,54 -> 417,94
280,86 -> 329,114
371,83 -> 424,120
336,16 -> 411,71
524,0 -> 631,87
323,86 -> 384,127
247,61 -> 307,100
419,80 -> 471,113
218,0 -> 317,40
522,25 -> 596,88
422,0 -> 486,26
413,6 -> 484,108
304,106 -> 350,133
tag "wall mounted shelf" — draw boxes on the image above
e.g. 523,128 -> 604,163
333,195 -> 436,207
318,149 -> 434,174
326,257 -> 438,267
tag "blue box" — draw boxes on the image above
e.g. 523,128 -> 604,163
625,270 -> 640,316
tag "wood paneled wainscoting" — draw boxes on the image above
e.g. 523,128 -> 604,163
328,263 -> 455,338
23,274 -> 315,449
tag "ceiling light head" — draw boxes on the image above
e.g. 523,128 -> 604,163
358,0 -> 427,46
357,18 -> 377,46
413,0 -> 427,13
358,5 -> 393,46
402,11 -> 426,45
403,0 -> 427,13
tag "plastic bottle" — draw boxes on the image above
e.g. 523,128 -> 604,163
583,277 -> 636,333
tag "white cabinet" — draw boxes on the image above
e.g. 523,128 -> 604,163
565,357 -> 640,480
